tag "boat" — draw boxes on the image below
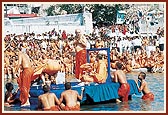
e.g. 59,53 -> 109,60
14,79 -> 141,108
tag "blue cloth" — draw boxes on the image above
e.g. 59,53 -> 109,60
84,80 -> 141,102
25,79 -> 141,105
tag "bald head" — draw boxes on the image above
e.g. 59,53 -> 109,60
75,29 -> 81,36
75,29 -> 81,33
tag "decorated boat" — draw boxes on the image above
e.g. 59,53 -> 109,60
14,79 -> 141,109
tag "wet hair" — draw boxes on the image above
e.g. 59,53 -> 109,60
43,84 -> 50,93
65,82 -> 71,90
139,72 -> 146,79
116,62 -> 123,69
5,83 -> 14,91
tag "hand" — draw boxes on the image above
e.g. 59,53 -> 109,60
81,87 -> 85,91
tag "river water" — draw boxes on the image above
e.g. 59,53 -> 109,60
3,72 -> 165,112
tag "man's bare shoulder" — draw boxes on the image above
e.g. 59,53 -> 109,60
63,89 -> 78,94
71,90 -> 79,94
114,70 -> 119,74
141,80 -> 147,85
38,95 -> 43,99
50,92 -> 56,96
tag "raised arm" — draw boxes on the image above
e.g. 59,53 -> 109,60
59,93 -> 64,104
77,87 -> 84,101
37,96 -> 42,109
113,71 -> 118,82
54,94 -> 61,105
138,80 -> 146,92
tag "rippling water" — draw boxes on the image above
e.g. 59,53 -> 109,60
3,72 -> 165,112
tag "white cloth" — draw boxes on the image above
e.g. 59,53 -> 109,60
56,71 -> 65,84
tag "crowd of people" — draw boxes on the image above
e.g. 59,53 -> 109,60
4,25 -> 164,80
4,24 -> 163,110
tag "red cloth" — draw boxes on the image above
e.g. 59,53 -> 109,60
118,83 -> 130,102
75,49 -> 87,79
63,104 -> 80,111
43,105 -> 61,111
142,92 -> 154,101
62,32 -> 67,40
122,28 -> 127,35
17,68 -> 34,105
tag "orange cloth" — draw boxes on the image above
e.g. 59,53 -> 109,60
93,60 -> 107,83
63,104 -> 80,111
32,63 -> 47,80
43,105 -> 61,111
17,68 -> 34,105
75,49 -> 87,79
142,92 -> 154,101
118,83 -> 130,102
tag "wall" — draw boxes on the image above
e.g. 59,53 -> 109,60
4,12 -> 93,35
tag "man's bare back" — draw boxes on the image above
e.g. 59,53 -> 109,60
59,82 -> 84,109
60,90 -> 80,107
43,59 -> 62,75
38,93 -> 60,109
38,85 -> 60,110
18,52 -> 32,69
114,70 -> 127,84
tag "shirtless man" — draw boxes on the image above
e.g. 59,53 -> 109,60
113,62 -> 130,102
59,82 -> 84,111
135,72 -> 154,101
15,48 -> 34,106
73,29 -> 87,80
38,85 -> 61,111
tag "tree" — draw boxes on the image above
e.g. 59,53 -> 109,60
57,4 -> 83,14
45,4 -> 124,25
45,5 -> 55,16
90,4 -> 124,25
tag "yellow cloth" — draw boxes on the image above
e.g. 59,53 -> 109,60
94,60 -> 107,83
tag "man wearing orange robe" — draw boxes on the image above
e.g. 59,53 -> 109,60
15,49 -> 34,106
73,29 -> 87,80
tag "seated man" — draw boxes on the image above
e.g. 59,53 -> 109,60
59,82 -> 84,111
38,85 -> 61,111
80,54 -> 107,83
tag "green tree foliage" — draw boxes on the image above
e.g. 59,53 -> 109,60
45,4 -> 124,25
57,4 -> 83,14
45,5 -> 55,16
90,4 -> 124,25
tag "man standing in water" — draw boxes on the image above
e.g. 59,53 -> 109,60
136,72 -> 154,101
38,85 -> 61,111
15,48 -> 34,106
73,29 -> 87,80
59,82 -> 84,111
113,62 -> 130,102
